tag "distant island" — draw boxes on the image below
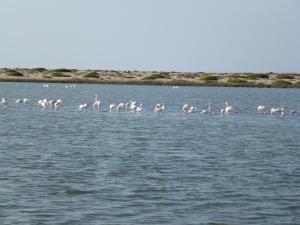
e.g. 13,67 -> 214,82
0,68 -> 299,88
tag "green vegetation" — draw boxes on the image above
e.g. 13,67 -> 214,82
83,72 -> 100,78
52,68 -> 72,73
51,72 -> 71,78
31,68 -> 47,72
276,74 -> 295,80
142,73 -> 166,80
199,75 -> 218,81
246,73 -> 269,80
227,78 -> 248,83
6,70 -> 24,77
271,80 -> 293,88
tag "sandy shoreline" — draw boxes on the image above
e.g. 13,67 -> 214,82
0,68 -> 299,88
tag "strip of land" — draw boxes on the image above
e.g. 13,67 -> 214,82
0,68 -> 299,88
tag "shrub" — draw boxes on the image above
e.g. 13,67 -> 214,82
6,70 -> 24,77
52,68 -> 72,73
271,80 -> 293,88
199,75 -> 218,81
31,68 -> 47,72
276,74 -> 295,80
227,78 -> 248,83
247,73 -> 269,80
142,73 -> 166,80
83,72 -> 99,78
52,72 -> 71,78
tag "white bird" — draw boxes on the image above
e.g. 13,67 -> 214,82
182,104 -> 189,113
224,102 -> 236,115
188,106 -> 196,113
93,95 -> 101,110
201,103 -> 213,114
154,103 -> 164,112
125,102 -> 131,109
130,101 -> 137,109
1,98 -> 8,108
182,103 -> 196,113
116,103 -> 126,111
257,105 -> 268,114
133,104 -> 143,112
54,99 -> 64,110
15,99 -> 23,104
109,104 -> 116,112
79,103 -> 88,111
270,107 -> 284,114
23,98 -> 30,104
38,98 -> 49,108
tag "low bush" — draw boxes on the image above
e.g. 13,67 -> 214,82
199,75 -> 218,81
227,78 -> 248,83
83,72 -> 99,78
52,72 -> 71,78
6,70 -> 24,77
247,73 -> 269,80
276,74 -> 295,80
142,73 -> 166,80
52,68 -> 72,73
31,68 -> 47,72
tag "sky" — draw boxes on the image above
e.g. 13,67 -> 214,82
0,0 -> 299,72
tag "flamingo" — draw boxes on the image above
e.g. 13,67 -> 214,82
133,104 -> 142,112
38,99 -> 48,108
224,102 -> 236,115
54,99 -> 64,110
79,103 -> 88,111
154,103 -> 164,112
270,107 -> 284,115
93,95 -> 101,110
23,98 -> 30,104
257,105 -> 268,114
15,99 -> 23,104
188,106 -> 196,113
1,98 -> 8,108
201,103 -> 213,114
182,104 -> 189,113
109,104 -> 116,112
117,103 -> 126,111
130,101 -> 137,110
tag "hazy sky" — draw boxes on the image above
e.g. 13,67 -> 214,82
0,0 -> 299,72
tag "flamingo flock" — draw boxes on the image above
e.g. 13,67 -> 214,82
0,96 -> 298,117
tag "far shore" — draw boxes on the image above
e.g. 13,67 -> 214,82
0,68 -> 299,88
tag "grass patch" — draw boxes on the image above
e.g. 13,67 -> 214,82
83,72 -> 99,78
276,74 -> 295,80
227,78 -> 248,83
271,80 -> 293,88
6,70 -> 24,77
199,75 -> 218,81
142,73 -> 166,80
52,72 -> 71,78
52,68 -> 72,73
246,73 -> 269,80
